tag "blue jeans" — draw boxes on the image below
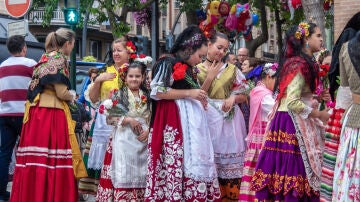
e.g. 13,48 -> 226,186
0,116 -> 23,199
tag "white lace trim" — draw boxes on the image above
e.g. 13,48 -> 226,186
84,82 -> 100,108
336,86 -> 352,109
299,105 -> 313,119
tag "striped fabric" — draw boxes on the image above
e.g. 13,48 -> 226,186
0,57 -> 36,116
239,121 -> 267,202
320,108 -> 345,202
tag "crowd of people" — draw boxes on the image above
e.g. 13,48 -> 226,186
1,12 -> 360,202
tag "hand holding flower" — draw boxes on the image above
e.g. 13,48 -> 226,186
222,95 -> 236,112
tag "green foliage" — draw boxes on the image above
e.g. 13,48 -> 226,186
324,10 -> 334,29
82,55 -> 97,62
43,0 -> 58,26
177,0 -> 204,12
113,21 -> 131,38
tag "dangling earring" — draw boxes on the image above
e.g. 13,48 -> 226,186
306,42 -> 309,49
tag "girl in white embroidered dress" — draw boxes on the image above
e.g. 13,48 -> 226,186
96,62 -> 151,201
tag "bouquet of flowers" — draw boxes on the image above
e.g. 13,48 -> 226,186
316,64 -> 335,109
172,62 -> 200,88
98,89 -> 128,117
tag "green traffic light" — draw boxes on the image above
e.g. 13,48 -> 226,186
64,8 -> 79,25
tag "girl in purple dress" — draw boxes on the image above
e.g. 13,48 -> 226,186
251,22 -> 330,201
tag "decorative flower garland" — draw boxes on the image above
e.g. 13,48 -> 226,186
134,54 -> 153,65
295,22 -> 310,40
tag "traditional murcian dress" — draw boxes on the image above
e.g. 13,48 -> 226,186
251,56 -> 325,201
96,87 -> 150,201
10,51 -> 87,202
332,41 -> 360,201
319,86 -> 351,202
239,81 -> 275,202
197,63 -> 248,201
79,65 -> 122,195
145,57 -> 221,202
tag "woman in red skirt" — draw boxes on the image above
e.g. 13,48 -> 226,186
10,28 -> 87,202
145,25 -> 221,202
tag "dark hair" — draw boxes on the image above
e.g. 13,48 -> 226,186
343,12 -> 360,32
126,61 -> 150,108
6,35 -> 26,54
246,57 -> 260,68
170,25 -> 208,61
222,52 -> 235,63
274,22 -> 319,95
45,28 -> 75,52
317,49 -> 331,64
88,67 -> 99,77
208,31 -> 228,44
329,12 -> 360,99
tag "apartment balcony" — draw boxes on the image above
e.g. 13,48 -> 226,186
28,8 -> 102,30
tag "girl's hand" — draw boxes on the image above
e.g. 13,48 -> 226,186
127,117 -> 142,135
96,73 -> 116,83
106,116 -> 120,126
188,89 -> 208,109
222,96 -> 236,112
137,130 -> 149,142
188,89 -> 207,101
319,108 -> 330,124
206,61 -> 223,80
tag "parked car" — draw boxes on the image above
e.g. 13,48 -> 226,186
75,61 -> 105,104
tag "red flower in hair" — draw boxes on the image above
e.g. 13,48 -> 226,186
139,54 -> 146,58
126,41 -> 136,53
172,62 -> 188,80
130,53 -> 137,59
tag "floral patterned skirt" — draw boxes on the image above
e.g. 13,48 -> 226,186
96,138 -> 145,201
332,110 -> 360,201
251,112 -> 319,202
145,100 -> 221,202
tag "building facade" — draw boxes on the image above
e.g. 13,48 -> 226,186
0,0 -> 189,62
333,0 -> 360,41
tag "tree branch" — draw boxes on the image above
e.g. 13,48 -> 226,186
246,0 -> 268,56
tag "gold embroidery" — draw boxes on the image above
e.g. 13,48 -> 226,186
265,130 -> 299,145
262,147 -> 301,155
251,169 -> 319,198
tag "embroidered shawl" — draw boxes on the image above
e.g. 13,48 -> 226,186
27,51 -> 71,102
